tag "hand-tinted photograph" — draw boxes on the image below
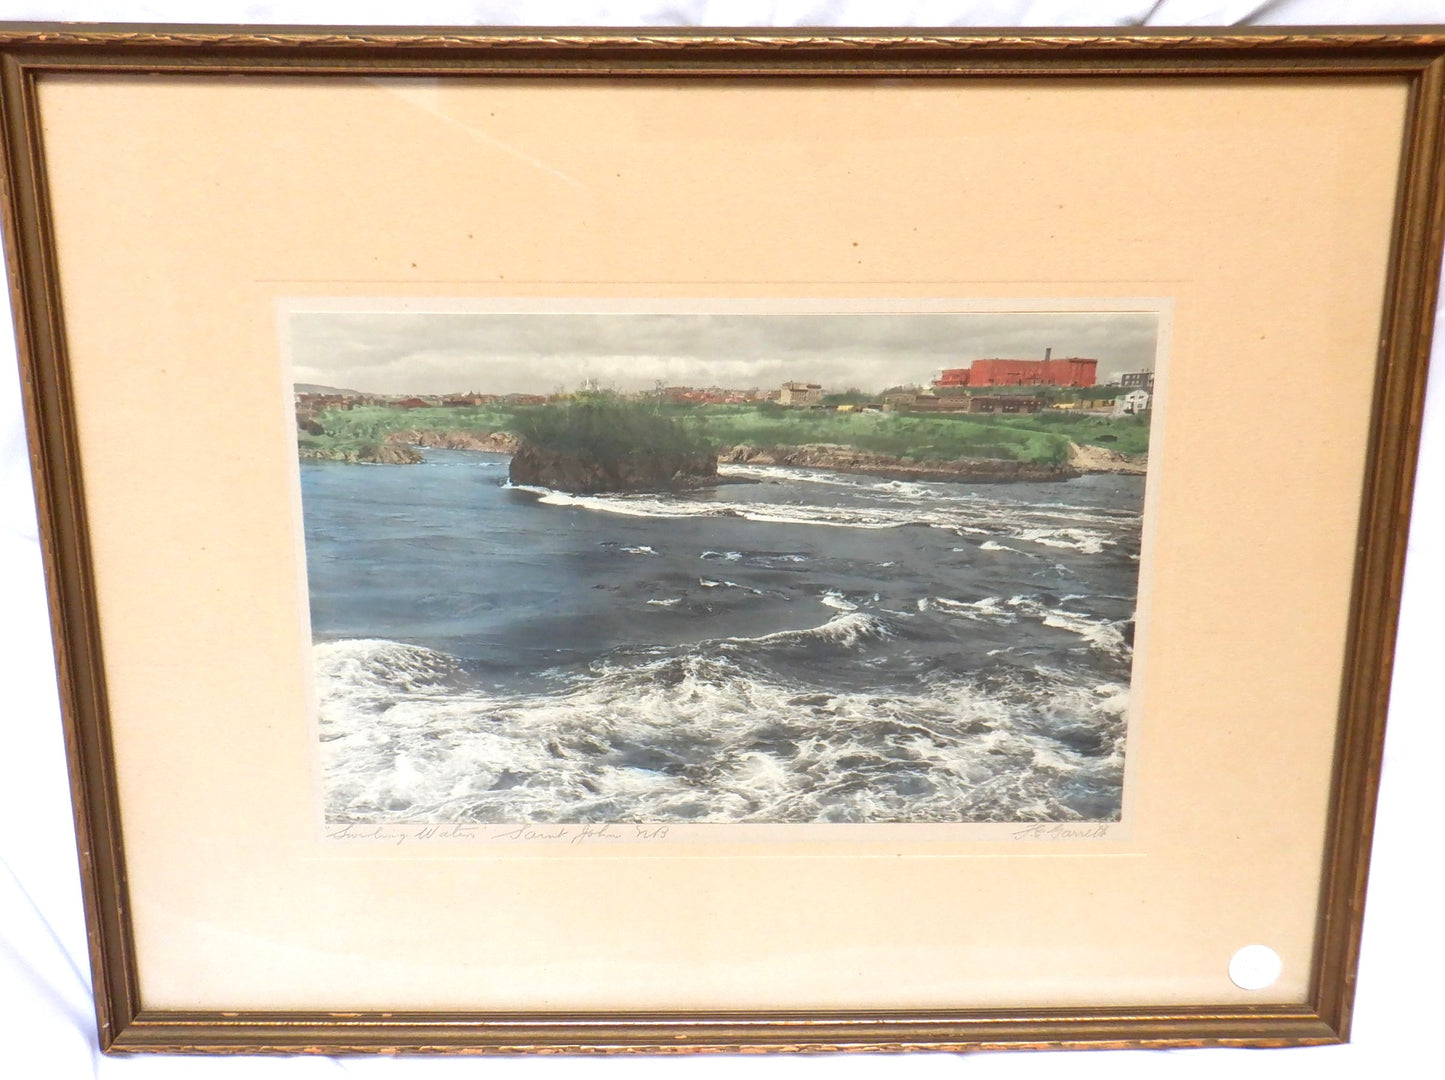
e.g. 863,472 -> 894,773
291,307 -> 1160,826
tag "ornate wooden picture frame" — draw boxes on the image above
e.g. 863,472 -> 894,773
2,24 -> 1440,1054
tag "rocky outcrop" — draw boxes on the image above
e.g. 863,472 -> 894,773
719,443 -> 1079,483
509,443 -> 718,494
1067,441 -> 1148,475
299,442 -> 423,464
396,429 -> 520,453
297,428 -> 517,465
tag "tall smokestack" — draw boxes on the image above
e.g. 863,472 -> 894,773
1045,347 -> 1052,361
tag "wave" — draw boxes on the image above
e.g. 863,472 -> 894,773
717,463 -> 1020,503
1010,527 -> 1112,555
699,577 -> 766,595
702,549 -> 809,568
978,539 -> 1038,558
731,611 -> 895,651
315,632 -> 1126,826
508,466 -> 1137,554
930,595 -> 1017,622
920,594 -> 1130,657
525,486 -> 906,530
313,638 -> 469,696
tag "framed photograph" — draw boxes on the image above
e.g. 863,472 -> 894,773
295,298 -> 1157,839
3,22 -> 1441,1055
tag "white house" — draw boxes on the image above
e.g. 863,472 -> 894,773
1113,388 -> 1151,416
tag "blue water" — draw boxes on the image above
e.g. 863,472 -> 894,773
301,450 -> 1143,824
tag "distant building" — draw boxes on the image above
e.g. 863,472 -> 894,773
956,394 -> 1043,414
503,393 -> 548,406
442,393 -> 496,407
1119,371 -> 1155,393
295,392 -> 356,412
661,386 -> 754,405
934,350 -> 1098,390
778,381 -> 824,407
892,394 -> 1043,414
965,357 -> 1097,387
1113,389 -> 1151,416
1051,396 -> 1117,412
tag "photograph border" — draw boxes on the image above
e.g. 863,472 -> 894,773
286,294 -> 1166,845
2,24 -> 1441,1054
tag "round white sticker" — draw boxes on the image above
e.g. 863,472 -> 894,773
1229,945 -> 1283,990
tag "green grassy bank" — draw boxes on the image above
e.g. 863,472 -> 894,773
298,401 -> 1149,466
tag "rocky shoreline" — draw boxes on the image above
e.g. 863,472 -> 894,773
299,429 -> 518,465
1065,441 -> 1148,475
299,442 -> 423,464
300,429 -> 1146,484
718,443 -> 1082,483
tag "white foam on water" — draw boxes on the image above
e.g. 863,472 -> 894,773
505,465 -> 1140,551
1011,527 -> 1112,555
1004,597 -> 1129,656
699,578 -> 765,595
316,632 -> 1125,827
532,486 -> 906,529
735,611 -> 894,650
979,540 -> 1037,558
931,596 -> 1018,623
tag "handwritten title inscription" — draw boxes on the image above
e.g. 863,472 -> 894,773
325,823 -> 670,846
324,822 -> 1113,845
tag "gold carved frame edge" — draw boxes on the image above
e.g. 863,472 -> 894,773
1307,49 -> 1445,1042
0,24 -> 1441,1055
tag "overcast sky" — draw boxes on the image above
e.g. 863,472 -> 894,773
289,310 -> 1160,395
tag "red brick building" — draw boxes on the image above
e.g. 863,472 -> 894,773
934,354 -> 1098,389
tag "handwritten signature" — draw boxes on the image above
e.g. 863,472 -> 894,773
1010,823 -> 1113,841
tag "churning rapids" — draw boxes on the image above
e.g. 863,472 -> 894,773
301,450 -> 1143,824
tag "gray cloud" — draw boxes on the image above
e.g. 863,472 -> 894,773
289,310 -> 1160,395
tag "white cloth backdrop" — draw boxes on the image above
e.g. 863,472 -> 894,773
1,2 -> 1440,1078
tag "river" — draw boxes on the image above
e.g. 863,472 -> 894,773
301,449 -> 1143,824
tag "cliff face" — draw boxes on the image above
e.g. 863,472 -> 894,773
1066,441 -> 1148,475
719,444 -> 1079,483
509,444 -> 718,494
400,429 -> 520,454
